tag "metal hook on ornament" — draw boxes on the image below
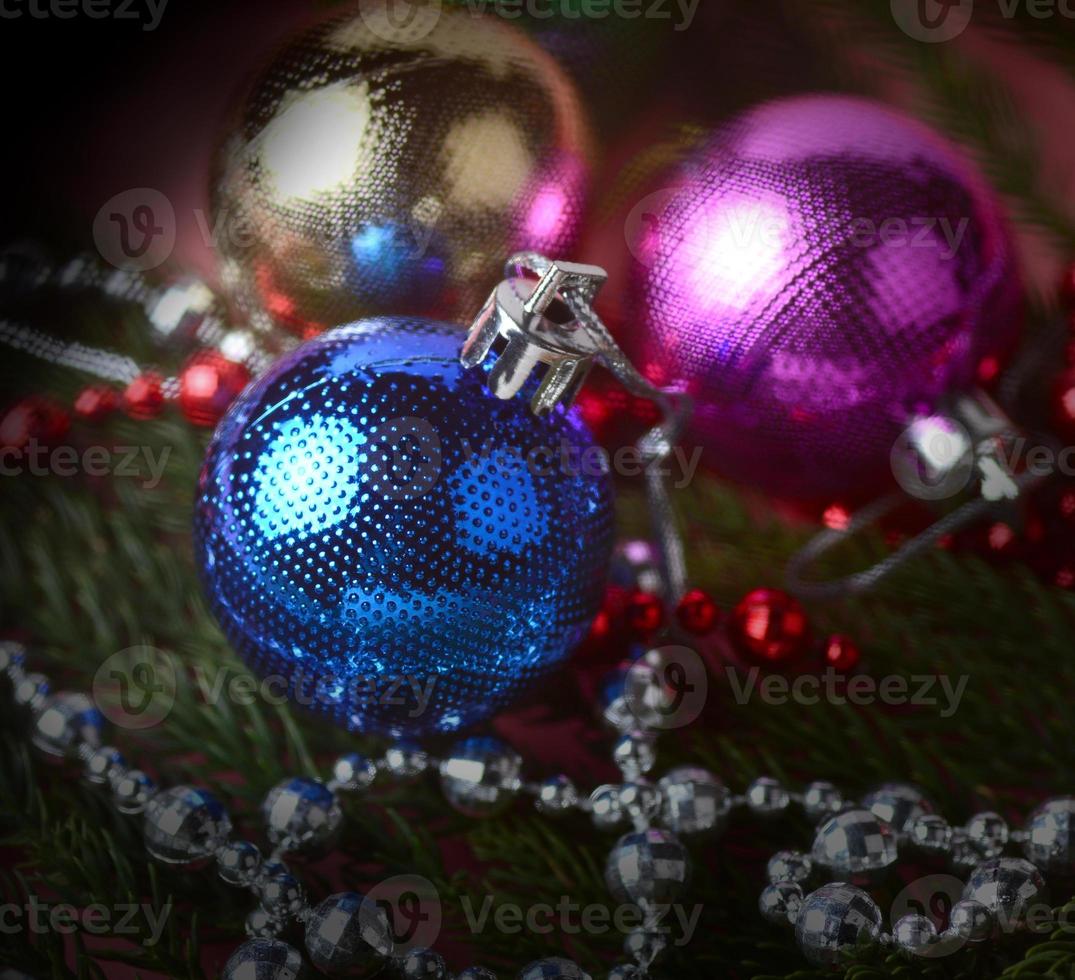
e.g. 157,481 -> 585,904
461,251 -> 693,602
786,389 -> 1057,601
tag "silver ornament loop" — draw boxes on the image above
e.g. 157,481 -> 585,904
463,252 -> 692,601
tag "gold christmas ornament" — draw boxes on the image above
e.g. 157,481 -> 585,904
211,2 -> 594,339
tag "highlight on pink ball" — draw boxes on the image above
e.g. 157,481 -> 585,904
624,94 -> 1022,502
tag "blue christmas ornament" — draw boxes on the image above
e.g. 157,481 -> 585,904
194,317 -> 614,735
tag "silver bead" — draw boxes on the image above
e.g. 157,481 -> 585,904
384,741 -> 431,779
909,814 -> 952,854
794,882 -> 882,966
397,947 -> 448,978
439,737 -> 522,818
746,777 -> 790,816
612,732 -> 657,780
604,829 -> 691,909
222,938 -> 306,980
759,881 -> 803,925
965,812 -> 1009,859
619,782 -> 662,828
246,907 -> 282,940
1022,797 -> 1075,875
31,692 -> 104,757
601,652 -> 676,732
304,892 -> 392,977
961,857 -> 1049,925
949,831 -> 982,870
331,753 -> 377,792
767,850 -> 812,884
13,672 -> 49,710
607,967 -> 644,980
517,958 -> 591,980
0,640 -> 26,677
83,745 -> 125,786
222,938 -> 307,980
262,777 -> 342,852
860,783 -> 934,839
657,766 -> 730,837
143,785 -> 232,865
217,840 -> 263,886
111,768 -> 156,815
946,898 -> 993,942
893,913 -> 937,954
590,785 -> 626,831
456,969 -> 498,980
623,927 -> 667,967
811,809 -> 897,876
802,781 -> 843,821
535,776 -> 580,816
257,871 -> 306,921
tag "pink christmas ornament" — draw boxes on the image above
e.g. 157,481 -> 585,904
624,95 -> 1022,501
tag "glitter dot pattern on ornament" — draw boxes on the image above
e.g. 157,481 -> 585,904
212,4 -> 592,338
625,95 -> 1022,501
193,317 -> 613,736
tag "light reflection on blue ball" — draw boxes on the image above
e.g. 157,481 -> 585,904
194,317 -> 613,735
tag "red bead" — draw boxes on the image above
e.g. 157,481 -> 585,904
123,372 -> 165,420
73,385 -> 118,422
976,354 -> 1002,387
675,588 -> 720,635
1052,368 -> 1075,442
179,351 -> 250,427
821,503 -> 851,531
0,396 -> 69,449
625,590 -> 664,636
729,588 -> 810,663
823,634 -> 861,672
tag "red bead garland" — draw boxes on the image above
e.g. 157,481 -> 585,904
73,385 -> 118,422
0,397 -> 69,449
675,588 -> 720,635
822,634 -> 861,672
625,590 -> 664,636
729,588 -> 810,664
179,351 -> 250,427
123,372 -> 165,420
